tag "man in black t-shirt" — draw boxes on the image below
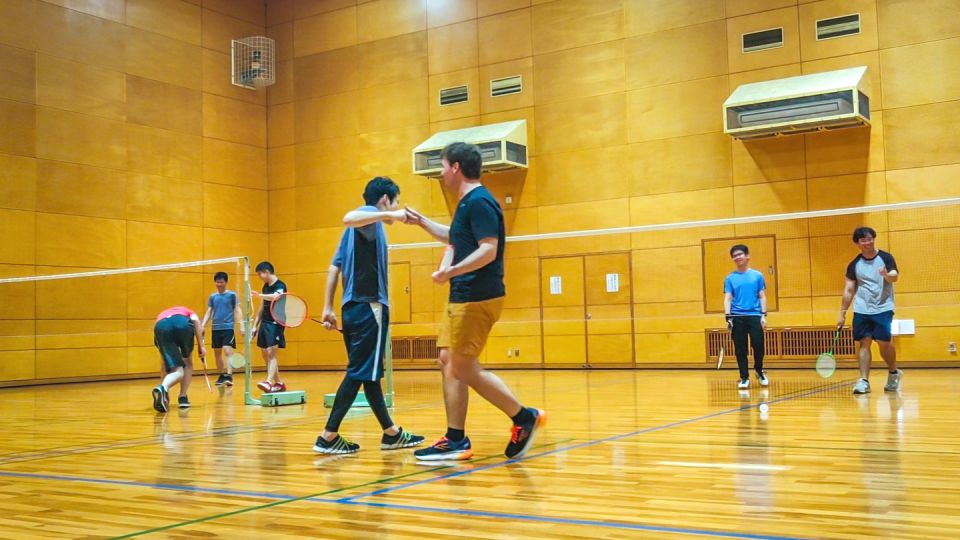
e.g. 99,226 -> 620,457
404,142 -> 545,461
252,261 -> 288,394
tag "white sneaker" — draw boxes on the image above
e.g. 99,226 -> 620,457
884,369 -> 903,392
758,372 -> 769,387
737,378 -> 749,389
852,378 -> 871,395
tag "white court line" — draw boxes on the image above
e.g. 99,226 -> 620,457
656,460 -> 790,471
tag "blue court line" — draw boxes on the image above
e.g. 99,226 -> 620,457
325,499 -> 809,540
339,379 -> 855,502
0,470 -> 295,501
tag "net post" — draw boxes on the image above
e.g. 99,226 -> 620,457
242,256 -> 260,406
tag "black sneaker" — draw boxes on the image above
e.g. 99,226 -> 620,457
152,385 -> 169,413
312,434 -> 359,455
223,374 -> 234,387
381,428 -> 425,450
414,436 -> 473,461
504,408 -> 547,459
178,396 -> 191,409
215,374 -> 227,386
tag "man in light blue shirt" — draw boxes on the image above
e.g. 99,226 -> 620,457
723,244 -> 768,389
201,272 -> 242,387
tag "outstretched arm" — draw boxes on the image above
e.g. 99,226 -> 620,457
343,209 -> 407,228
404,206 -> 450,244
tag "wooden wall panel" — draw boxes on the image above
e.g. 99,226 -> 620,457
428,21 -> 479,75
531,0 -> 622,55
881,38 -> 960,110
427,0 -> 477,28
127,0 -> 201,44
0,99 -> 35,157
36,55 -> 124,120
0,154 -> 37,211
625,21 -> 727,89
127,76 -> 202,134
36,108 -> 126,170
479,8 -> 532,65
0,44 -> 36,104
126,175 -> 203,226
624,0 -> 724,36
36,161 -> 127,220
876,0 -> 960,48
626,76 -> 728,142
357,0 -> 427,44
293,7 -> 358,57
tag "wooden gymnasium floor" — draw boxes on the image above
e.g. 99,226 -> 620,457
0,368 -> 958,539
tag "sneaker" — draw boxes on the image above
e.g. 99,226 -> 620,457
178,396 -> 190,409
270,381 -> 287,393
758,372 -> 769,387
737,378 -> 750,389
505,408 -> 547,459
312,434 -> 359,455
215,374 -> 227,386
414,436 -> 473,461
152,385 -> 169,413
853,378 -> 871,395
381,428 -> 426,450
884,369 -> 903,392
257,380 -> 273,393
223,374 -> 234,387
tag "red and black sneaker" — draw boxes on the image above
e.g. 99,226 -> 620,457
504,408 -> 546,459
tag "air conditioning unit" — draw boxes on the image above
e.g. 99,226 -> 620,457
723,66 -> 870,140
412,120 -> 527,178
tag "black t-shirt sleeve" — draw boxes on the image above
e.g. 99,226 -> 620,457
845,257 -> 859,281
469,198 -> 500,242
879,251 -> 898,272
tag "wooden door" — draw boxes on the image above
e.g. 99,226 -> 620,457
540,257 -> 586,365
584,253 -> 634,366
389,262 -> 411,323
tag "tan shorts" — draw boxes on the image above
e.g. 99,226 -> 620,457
437,297 -> 504,357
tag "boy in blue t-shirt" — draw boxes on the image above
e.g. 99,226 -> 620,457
200,272 -> 243,386
723,244 -> 768,389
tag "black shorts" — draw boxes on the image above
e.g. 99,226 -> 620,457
342,301 -> 389,382
257,322 -> 286,349
212,329 -> 236,349
154,315 -> 194,372
853,310 -> 893,342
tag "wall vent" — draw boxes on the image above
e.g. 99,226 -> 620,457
816,13 -> 861,40
491,75 -> 522,97
439,85 -> 468,106
706,326 -> 857,362
391,337 -> 439,360
742,27 -> 784,53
